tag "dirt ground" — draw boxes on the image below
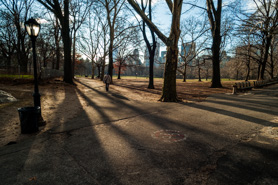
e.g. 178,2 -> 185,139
0,77 -> 233,146
111,78 -> 233,102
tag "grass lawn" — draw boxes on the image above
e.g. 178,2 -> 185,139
0,74 -> 33,79
110,77 -> 237,102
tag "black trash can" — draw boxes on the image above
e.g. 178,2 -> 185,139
18,106 -> 40,134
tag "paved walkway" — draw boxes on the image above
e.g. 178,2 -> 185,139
1,78 -> 278,185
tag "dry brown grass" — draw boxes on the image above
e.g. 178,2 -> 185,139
110,78 -> 234,102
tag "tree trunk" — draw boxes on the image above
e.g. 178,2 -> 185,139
16,25 -> 28,73
55,17 -> 60,70
127,0 -> 182,102
17,24 -> 25,72
148,52 -> 155,88
257,64 -> 261,80
183,64 -> 187,82
207,0 -> 222,88
61,0 -> 73,84
108,40 -> 114,83
159,0 -> 182,102
270,46 -> 274,79
97,65 -> 101,78
101,58 -> 105,81
118,65 -> 121,79
198,67 -> 201,82
101,37 -> 107,81
259,36 -> 272,80
245,63 -> 250,81
245,42 -> 251,81
159,44 -> 179,102
211,29 -> 222,87
55,41 -> 60,70
139,0 -> 156,89
269,38 -> 275,79
91,58 -> 95,79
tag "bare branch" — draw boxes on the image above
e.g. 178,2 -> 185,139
165,0 -> 173,12
127,0 -> 168,44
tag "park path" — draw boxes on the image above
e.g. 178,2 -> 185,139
1,78 -> 278,185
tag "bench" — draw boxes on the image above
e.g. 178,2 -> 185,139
232,81 -> 253,94
233,77 -> 278,94
253,78 -> 278,88
266,78 -> 278,86
253,80 -> 267,88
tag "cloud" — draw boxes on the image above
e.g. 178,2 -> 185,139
246,0 -> 257,10
135,0 -> 159,6
37,18 -> 48,24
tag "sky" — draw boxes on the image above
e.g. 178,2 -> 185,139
33,0 -> 258,60
133,0 -> 258,57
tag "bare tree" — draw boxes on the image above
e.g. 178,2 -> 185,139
98,19 -> 110,81
37,0 -> 73,83
70,0 -> 92,76
53,15 -> 62,70
269,35 -> 278,78
36,35 -> 54,69
137,0 -> 156,89
233,31 -> 260,81
127,0 -> 183,102
78,9 -> 102,79
0,10 -> 17,68
114,27 -> 141,79
93,6 -> 110,81
206,0 -> 223,87
178,17 -> 209,82
0,0 -> 33,72
42,10 -> 63,70
96,0 -> 125,84
239,0 -> 278,80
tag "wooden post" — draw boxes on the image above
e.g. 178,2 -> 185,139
232,84 -> 237,95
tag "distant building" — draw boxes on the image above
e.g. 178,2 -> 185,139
154,43 -> 160,66
160,51 -> 167,63
132,49 -> 141,65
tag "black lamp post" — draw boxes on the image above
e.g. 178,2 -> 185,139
24,18 -> 43,120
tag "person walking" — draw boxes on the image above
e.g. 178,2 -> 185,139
103,73 -> 112,91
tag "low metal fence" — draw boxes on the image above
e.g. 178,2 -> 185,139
40,68 -> 63,79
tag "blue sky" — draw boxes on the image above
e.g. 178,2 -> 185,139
134,0 -> 257,56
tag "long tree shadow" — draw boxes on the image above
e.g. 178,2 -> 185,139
48,78 -> 278,184
205,98 -> 278,116
77,78 -> 277,131
0,134 -> 39,184
72,82 -> 227,184
182,102 -> 277,127
75,79 -> 278,183
0,83 -> 125,184
211,93 -> 278,108
208,139 -> 278,184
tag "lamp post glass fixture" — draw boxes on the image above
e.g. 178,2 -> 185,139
24,18 -> 41,111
